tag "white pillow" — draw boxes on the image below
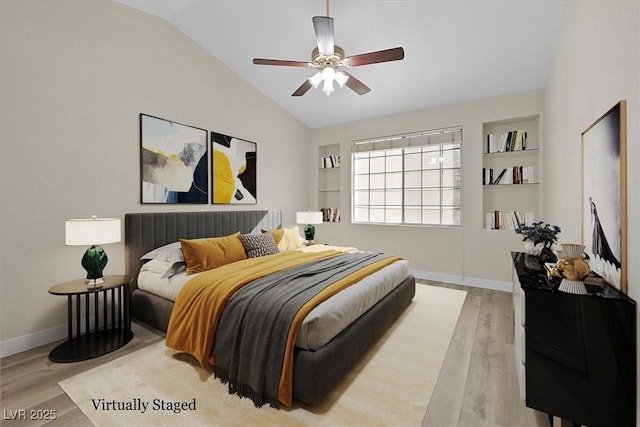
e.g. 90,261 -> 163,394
140,242 -> 184,262
140,258 -> 186,279
261,227 -> 305,251
279,226 -> 303,251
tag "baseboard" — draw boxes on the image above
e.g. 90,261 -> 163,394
2,271 -> 511,359
0,316 -> 101,359
0,322 -> 67,359
410,269 -> 512,293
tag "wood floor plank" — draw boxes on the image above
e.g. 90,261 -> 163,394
41,408 -> 92,427
422,293 -> 481,426
457,289 -> 498,425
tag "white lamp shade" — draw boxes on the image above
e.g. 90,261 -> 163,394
296,211 -> 323,225
65,217 -> 121,246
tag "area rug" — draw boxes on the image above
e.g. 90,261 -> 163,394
59,284 -> 466,426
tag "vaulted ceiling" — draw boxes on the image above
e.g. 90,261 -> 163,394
118,0 -> 564,128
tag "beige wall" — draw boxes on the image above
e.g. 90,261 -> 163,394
0,0 -> 310,350
309,90 -> 544,284
542,0 -> 639,412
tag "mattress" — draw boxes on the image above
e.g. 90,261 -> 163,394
137,252 -> 409,350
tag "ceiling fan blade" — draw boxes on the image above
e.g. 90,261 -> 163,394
253,58 -> 310,67
312,16 -> 334,56
292,80 -> 313,97
346,47 -> 405,67
343,72 -> 371,95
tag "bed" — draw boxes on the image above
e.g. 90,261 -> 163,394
124,210 -> 416,406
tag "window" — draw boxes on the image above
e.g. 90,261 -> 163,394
352,127 -> 462,226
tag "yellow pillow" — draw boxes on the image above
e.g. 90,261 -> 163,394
179,232 -> 246,275
263,226 -> 303,251
263,228 -> 284,245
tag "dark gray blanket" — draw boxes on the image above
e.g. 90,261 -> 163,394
212,251 -> 393,407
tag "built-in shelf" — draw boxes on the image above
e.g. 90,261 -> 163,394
483,116 -> 540,230
318,144 -> 341,223
483,148 -> 539,157
483,183 -> 539,187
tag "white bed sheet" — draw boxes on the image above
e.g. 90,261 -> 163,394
137,253 -> 409,350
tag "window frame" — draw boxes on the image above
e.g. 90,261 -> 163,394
351,128 -> 462,227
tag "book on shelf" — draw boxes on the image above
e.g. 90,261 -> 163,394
493,168 -> 507,184
321,208 -> 340,222
483,167 -> 494,185
483,166 -> 534,185
511,166 -> 534,184
485,211 -> 535,230
320,155 -> 340,168
486,130 -> 528,153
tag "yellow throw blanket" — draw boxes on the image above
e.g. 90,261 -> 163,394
166,248 -> 401,406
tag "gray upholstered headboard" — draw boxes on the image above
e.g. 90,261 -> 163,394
124,210 -> 282,289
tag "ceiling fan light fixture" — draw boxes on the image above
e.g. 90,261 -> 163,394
309,67 -> 349,95
321,66 -> 336,95
335,70 -> 349,87
321,66 -> 336,81
308,71 -> 323,88
322,79 -> 335,95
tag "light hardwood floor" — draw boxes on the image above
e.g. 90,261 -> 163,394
1,281 -> 553,427
421,281 -> 550,427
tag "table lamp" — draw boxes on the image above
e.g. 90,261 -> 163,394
65,216 -> 121,288
296,211 -> 323,243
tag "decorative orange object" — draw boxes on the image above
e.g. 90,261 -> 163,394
553,257 -> 590,281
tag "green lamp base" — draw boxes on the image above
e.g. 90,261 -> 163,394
304,224 -> 316,242
81,245 -> 108,288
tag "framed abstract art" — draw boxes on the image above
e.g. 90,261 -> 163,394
211,131 -> 257,204
581,100 -> 627,293
140,114 -> 208,204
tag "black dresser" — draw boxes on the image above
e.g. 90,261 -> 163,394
511,251 -> 636,427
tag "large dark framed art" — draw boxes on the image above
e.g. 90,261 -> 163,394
140,114 -> 208,204
211,132 -> 257,204
581,100 -> 627,293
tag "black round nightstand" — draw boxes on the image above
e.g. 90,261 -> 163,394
48,275 -> 133,363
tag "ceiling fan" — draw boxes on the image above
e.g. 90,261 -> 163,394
252,1 -> 404,97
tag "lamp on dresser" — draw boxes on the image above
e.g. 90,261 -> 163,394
296,211 -> 323,244
65,216 -> 121,288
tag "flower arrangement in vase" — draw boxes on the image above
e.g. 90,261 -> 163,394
515,221 -> 561,263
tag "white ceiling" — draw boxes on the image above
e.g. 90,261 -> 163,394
117,0 -> 564,129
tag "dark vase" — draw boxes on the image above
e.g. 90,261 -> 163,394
539,246 -> 557,264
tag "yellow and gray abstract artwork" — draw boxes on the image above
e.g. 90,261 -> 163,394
140,114 -> 208,204
211,132 -> 257,204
